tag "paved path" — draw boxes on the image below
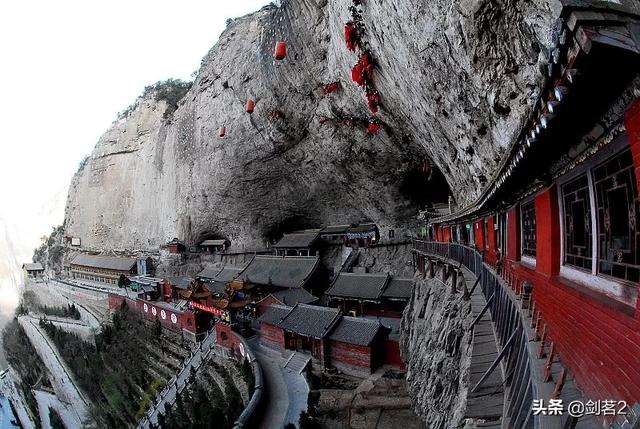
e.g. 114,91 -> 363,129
252,345 -> 289,429
33,389 -> 82,429
47,280 -> 107,327
139,330 -> 217,429
0,371 -> 35,429
282,367 -> 309,426
17,316 -> 90,426
249,339 -> 310,429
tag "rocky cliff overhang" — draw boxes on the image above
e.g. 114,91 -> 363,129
64,0 -> 631,251
432,2 -> 640,225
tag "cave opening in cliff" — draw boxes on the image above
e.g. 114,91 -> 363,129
263,216 -> 319,244
399,161 -> 451,209
194,231 -> 230,246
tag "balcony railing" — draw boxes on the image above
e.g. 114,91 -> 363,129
413,240 -> 536,429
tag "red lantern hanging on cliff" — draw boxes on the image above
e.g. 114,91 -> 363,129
366,89 -> 380,114
351,63 -> 365,86
246,99 -> 255,114
274,41 -> 287,60
344,23 -> 356,52
323,82 -> 341,95
359,52 -> 374,82
367,120 -> 381,135
218,126 -> 226,138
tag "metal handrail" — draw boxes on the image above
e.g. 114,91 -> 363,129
413,240 -> 536,429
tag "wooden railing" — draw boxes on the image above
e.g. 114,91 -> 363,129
413,240 -> 536,429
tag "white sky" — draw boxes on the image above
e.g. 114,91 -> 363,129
0,0 -> 270,317
0,0 -> 270,220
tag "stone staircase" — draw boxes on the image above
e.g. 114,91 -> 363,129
283,351 -> 311,374
340,248 -> 360,273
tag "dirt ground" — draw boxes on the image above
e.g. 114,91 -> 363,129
308,367 -> 424,429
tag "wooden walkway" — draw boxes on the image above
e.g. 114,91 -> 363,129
462,266 -> 505,426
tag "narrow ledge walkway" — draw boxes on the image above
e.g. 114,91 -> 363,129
461,265 -> 504,427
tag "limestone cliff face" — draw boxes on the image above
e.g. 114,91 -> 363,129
401,269 -> 473,428
65,0 -> 559,251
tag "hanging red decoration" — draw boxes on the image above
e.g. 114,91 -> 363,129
218,126 -> 226,138
246,99 -> 255,114
323,82 -> 341,95
344,23 -> 356,52
351,63 -> 365,86
359,52 -> 374,82
366,89 -> 379,113
274,41 -> 287,60
367,120 -> 381,134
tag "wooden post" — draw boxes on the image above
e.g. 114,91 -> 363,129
534,313 -> 543,341
537,324 -> 547,359
543,342 -> 556,382
551,367 -> 567,399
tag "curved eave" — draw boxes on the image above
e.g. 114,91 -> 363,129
431,5 -> 640,226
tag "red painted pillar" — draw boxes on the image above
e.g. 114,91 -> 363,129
434,225 -> 442,242
535,186 -> 561,277
487,216 -> 497,264
624,97 -> 640,192
507,207 -> 520,262
474,220 -> 485,249
443,226 -> 452,243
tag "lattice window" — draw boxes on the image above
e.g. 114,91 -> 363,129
521,201 -> 537,257
593,148 -> 640,283
562,174 -> 593,271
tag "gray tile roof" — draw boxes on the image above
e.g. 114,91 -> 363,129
200,239 -> 228,246
270,288 -> 318,306
214,267 -> 243,282
382,278 -> 413,299
240,255 -> 319,289
197,265 -> 219,279
259,304 -> 292,325
204,282 -> 227,295
328,316 -> 388,346
272,232 -> 319,249
167,276 -> 193,290
22,263 -> 44,271
197,265 -> 243,281
320,225 -> 351,235
347,223 -> 377,234
70,254 -> 137,271
326,272 -> 390,300
279,304 -> 341,338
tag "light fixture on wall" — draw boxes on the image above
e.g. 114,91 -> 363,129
554,86 -> 569,101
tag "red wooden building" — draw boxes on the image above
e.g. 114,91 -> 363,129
420,5 -> 640,426
256,288 -> 318,315
166,238 -> 186,254
108,293 -> 198,338
259,303 -> 391,376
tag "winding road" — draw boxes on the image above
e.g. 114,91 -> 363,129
17,315 -> 90,426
